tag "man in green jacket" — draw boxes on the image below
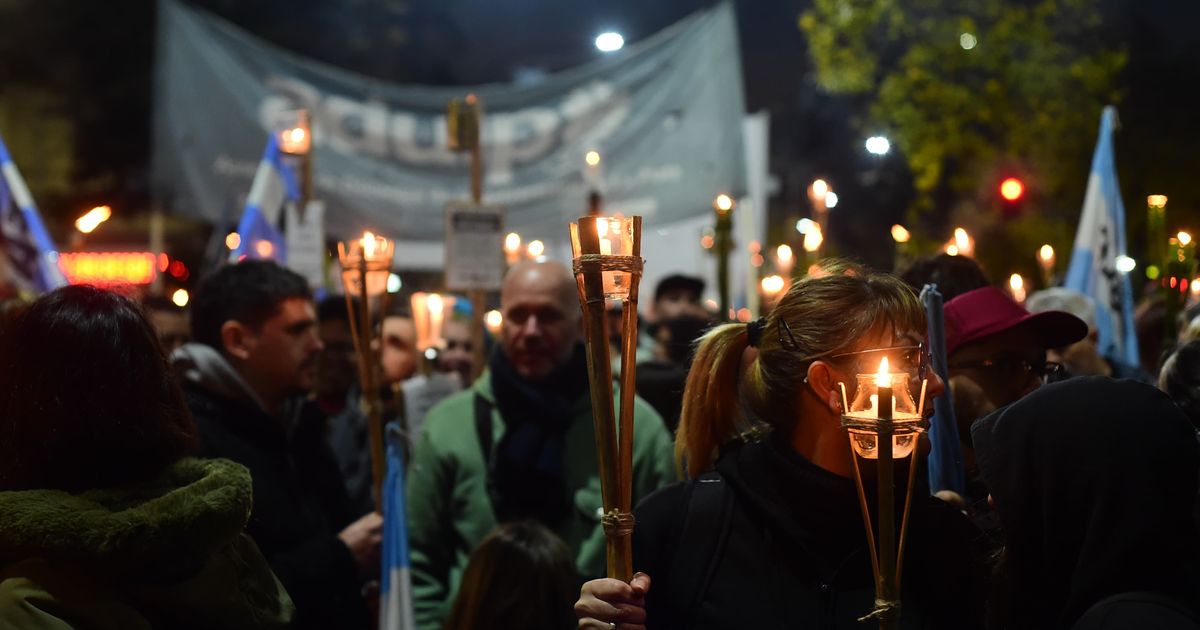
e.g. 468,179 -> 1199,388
407,260 -> 676,629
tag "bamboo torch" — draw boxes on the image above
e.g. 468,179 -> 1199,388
569,215 -> 643,580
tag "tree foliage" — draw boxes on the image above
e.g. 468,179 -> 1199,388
800,0 -> 1126,281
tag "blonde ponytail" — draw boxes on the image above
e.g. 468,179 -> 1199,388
675,323 -> 753,478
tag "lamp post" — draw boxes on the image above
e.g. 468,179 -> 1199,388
1147,195 -> 1168,281
569,215 -> 643,581
713,194 -> 735,320
838,358 -> 929,629
337,231 -> 395,510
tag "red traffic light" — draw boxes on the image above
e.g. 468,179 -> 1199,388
1000,177 -> 1025,202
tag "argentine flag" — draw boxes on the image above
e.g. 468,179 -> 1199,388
1064,106 -> 1139,366
380,423 -> 415,630
0,132 -> 67,293
231,134 -> 299,262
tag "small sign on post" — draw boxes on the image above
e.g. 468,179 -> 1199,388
286,200 -> 326,290
444,201 -> 504,292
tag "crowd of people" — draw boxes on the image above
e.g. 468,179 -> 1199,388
1,251 -> 1199,629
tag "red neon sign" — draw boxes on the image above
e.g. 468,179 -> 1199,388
58,252 -> 158,285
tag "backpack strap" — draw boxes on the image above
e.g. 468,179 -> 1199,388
473,393 -> 505,519
667,470 -> 736,625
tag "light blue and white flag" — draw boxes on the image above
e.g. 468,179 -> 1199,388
380,423 -> 415,630
0,132 -> 67,293
1064,106 -> 1138,366
230,134 -> 299,263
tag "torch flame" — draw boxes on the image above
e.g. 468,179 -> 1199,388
427,293 -> 444,315
875,357 -> 890,387
362,231 -> 378,259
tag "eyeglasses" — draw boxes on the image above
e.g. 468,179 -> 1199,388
829,343 -> 933,382
949,356 -> 1064,384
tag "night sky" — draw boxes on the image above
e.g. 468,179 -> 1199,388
1,0 -> 1198,272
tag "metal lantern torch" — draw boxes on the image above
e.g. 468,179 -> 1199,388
838,357 -> 929,629
569,215 -> 643,581
337,231 -> 395,510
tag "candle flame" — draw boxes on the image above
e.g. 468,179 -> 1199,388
504,232 -> 521,254
362,231 -> 378,258
776,244 -> 794,263
875,357 -> 890,387
954,227 -> 970,251
1039,244 -> 1055,262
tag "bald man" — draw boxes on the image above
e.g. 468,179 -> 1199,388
406,261 -> 675,629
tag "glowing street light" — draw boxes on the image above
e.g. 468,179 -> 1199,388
171,288 -> 190,308
865,136 -> 891,156
595,32 -> 625,52
75,205 -> 112,234
796,218 -> 816,234
1178,231 -> 1193,247
1115,255 -> 1137,274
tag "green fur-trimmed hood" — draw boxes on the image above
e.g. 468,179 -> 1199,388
0,457 -> 251,578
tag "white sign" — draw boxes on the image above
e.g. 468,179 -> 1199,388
286,200 -> 326,290
444,202 -> 504,291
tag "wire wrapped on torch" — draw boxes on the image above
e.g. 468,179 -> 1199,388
569,215 -> 643,581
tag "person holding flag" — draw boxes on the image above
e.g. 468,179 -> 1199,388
230,133 -> 300,263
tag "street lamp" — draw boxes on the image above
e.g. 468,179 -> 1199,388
865,136 -> 891,156
595,32 -> 625,52
712,194 -> 736,319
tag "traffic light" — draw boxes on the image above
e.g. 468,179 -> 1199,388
999,177 -> 1024,202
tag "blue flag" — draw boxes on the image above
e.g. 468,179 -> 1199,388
0,132 -> 67,293
231,134 -> 299,263
921,284 -> 965,495
380,423 -> 415,630
1064,106 -> 1138,366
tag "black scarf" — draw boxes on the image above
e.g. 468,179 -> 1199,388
972,377 -> 1200,628
488,344 -> 590,526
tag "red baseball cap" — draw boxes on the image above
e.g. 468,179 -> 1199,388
944,286 -> 1088,356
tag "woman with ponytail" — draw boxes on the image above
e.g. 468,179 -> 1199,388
576,263 -> 988,629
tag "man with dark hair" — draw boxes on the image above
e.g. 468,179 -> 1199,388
173,260 -> 377,630
900,253 -> 991,302
315,294 -> 377,517
651,273 -> 707,323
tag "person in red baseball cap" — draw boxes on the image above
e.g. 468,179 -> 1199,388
941,286 -> 1088,537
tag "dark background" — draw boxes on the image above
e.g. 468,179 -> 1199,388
1,0 -> 1197,276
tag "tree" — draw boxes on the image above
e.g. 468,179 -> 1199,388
800,0 -> 1126,281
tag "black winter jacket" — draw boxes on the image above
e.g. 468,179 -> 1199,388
634,437 -> 989,629
184,381 -> 370,630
